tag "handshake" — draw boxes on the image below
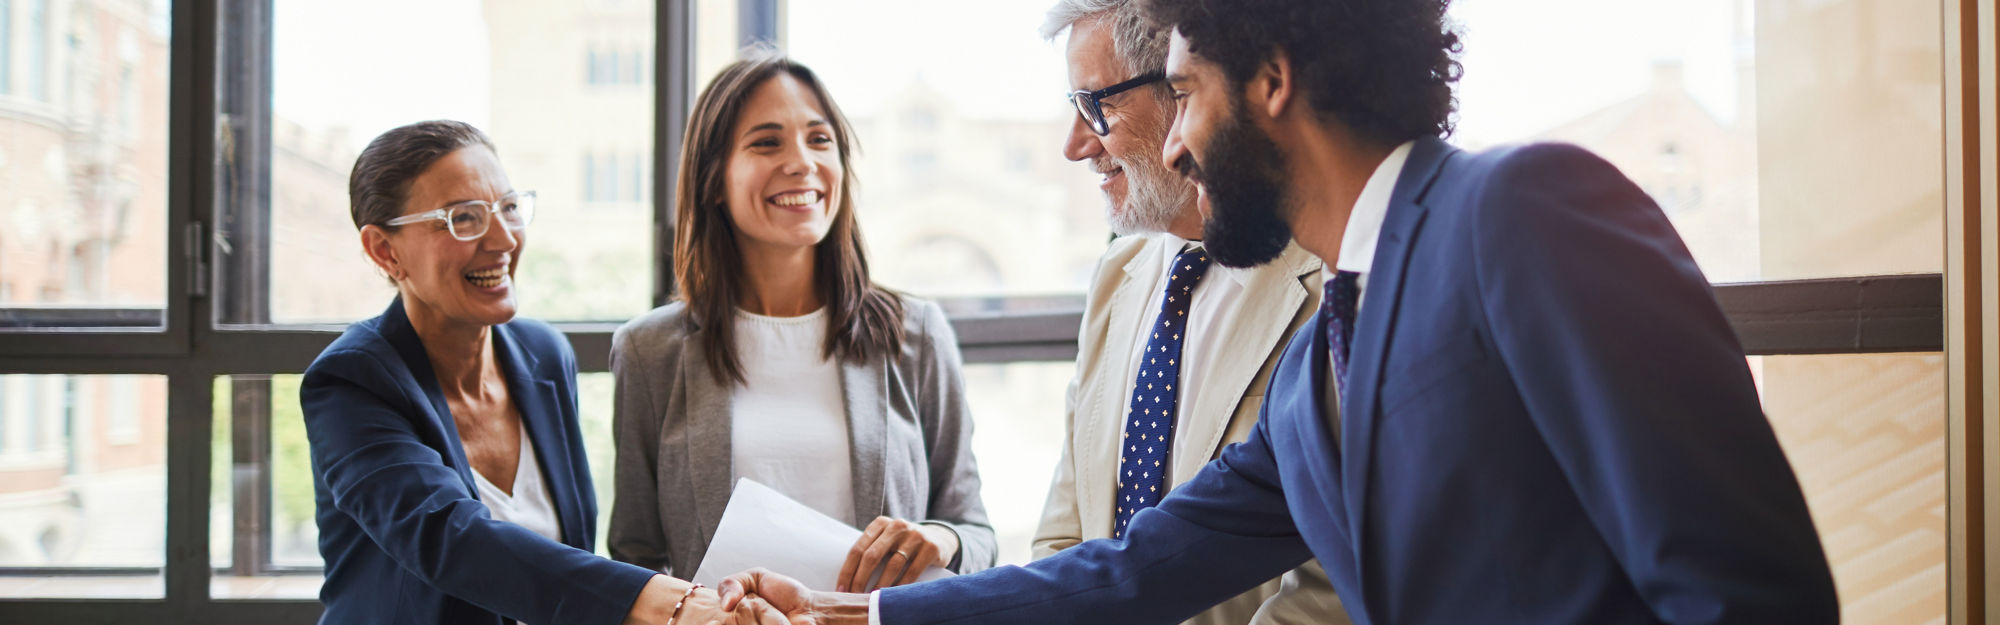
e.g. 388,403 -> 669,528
645,568 -> 863,625
631,511 -> 954,625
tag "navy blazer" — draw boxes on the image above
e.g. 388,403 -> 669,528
303,298 -> 656,625
877,138 -> 1839,624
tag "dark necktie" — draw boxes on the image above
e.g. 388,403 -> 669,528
1323,270 -> 1361,394
1113,246 -> 1211,539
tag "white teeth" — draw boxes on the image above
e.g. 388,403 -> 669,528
464,267 -> 508,288
772,190 -> 820,206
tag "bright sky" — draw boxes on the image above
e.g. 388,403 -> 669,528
274,0 -> 1749,151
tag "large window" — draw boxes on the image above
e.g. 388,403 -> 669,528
0,0 -> 1975,622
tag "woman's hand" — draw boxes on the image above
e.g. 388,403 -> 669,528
836,517 -> 959,592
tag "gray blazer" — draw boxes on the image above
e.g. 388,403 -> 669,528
607,296 -> 996,580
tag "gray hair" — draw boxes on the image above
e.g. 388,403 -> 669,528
1041,0 -> 1171,91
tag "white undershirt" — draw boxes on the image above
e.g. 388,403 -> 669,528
1123,236 -> 1250,484
729,308 -> 856,526
470,425 -> 562,543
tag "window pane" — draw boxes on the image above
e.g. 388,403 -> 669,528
785,2 -> 1108,299
1451,0 -> 1941,282
0,374 -> 166,599
265,0 -> 655,324
1756,353 -> 1945,625
962,361 -> 1072,566
0,0 -> 169,324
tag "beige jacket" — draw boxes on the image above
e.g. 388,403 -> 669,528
1033,235 -> 1350,625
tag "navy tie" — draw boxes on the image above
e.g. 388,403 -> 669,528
1323,270 -> 1361,394
1113,246 -> 1211,539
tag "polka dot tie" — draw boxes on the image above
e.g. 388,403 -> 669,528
1323,270 -> 1361,394
1113,246 -> 1211,540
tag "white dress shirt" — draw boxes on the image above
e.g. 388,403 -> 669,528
1322,140 -> 1416,433
1123,235 -> 1251,484
729,308 -> 857,526
470,425 -> 563,543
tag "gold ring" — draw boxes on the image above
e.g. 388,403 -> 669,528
894,551 -> 912,560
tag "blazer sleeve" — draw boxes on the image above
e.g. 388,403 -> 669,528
1471,143 -> 1838,624
301,348 -> 656,625
909,301 -> 998,573
1029,368 -> 1087,559
608,324 -> 674,574
880,411 -> 1311,625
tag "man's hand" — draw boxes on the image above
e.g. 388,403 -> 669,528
717,568 -> 873,625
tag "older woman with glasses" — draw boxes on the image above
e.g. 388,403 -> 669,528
301,120 -> 776,625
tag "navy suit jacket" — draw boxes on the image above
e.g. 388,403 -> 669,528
880,138 -> 1838,624
303,298 -> 656,625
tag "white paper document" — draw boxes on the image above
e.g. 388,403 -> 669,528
691,478 -> 955,590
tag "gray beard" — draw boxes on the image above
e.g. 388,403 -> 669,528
1106,160 -> 1197,236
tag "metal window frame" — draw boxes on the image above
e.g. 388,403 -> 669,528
0,0 -> 1967,623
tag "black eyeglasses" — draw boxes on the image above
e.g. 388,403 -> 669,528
1067,72 -> 1164,136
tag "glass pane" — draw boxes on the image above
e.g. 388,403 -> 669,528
1451,0 -> 1941,282
1756,354 -> 1946,625
786,2 -> 1108,299
0,0 -> 170,324
263,0 -> 656,324
0,374 -> 166,598
962,361 -> 1072,566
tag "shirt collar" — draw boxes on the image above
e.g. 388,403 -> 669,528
1333,140 -> 1417,276
1156,234 -> 1249,287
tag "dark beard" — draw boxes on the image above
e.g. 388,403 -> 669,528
1175,102 -> 1294,269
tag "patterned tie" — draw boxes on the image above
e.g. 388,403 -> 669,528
1113,246 -> 1212,539
1323,270 -> 1361,394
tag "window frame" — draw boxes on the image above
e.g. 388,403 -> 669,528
0,0 -> 1972,622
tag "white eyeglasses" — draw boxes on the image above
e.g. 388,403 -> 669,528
385,191 -> 537,241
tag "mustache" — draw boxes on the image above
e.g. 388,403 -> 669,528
1172,153 -> 1202,183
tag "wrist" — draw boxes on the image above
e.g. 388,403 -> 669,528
916,522 -> 960,561
813,590 -> 875,625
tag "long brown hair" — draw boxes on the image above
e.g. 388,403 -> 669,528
673,48 -> 904,386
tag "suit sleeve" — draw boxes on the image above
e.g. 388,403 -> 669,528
911,301 -> 998,573
301,348 -> 655,625
1029,367 -> 1087,559
1471,143 -> 1838,624
880,403 -> 1311,625
608,325 -> 674,574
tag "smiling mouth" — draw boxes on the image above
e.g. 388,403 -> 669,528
465,266 -> 508,289
769,190 -> 823,207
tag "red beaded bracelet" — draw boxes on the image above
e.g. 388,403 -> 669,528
666,583 -> 703,625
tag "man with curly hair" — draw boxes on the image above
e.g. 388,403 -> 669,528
717,1 -> 1840,623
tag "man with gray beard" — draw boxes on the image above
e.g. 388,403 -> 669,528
1032,2 -> 1346,624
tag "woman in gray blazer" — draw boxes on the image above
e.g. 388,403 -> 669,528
609,49 -> 995,594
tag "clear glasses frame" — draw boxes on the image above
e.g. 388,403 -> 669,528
1067,72 -> 1165,136
385,191 -> 538,241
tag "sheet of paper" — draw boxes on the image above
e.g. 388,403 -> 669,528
691,478 -> 954,590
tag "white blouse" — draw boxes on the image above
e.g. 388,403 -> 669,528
728,307 -> 857,526
470,425 -> 562,543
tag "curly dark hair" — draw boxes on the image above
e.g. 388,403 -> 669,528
1141,0 -> 1462,144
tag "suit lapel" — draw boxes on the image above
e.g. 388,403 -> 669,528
682,331 -> 736,547
1341,136 -> 1454,568
1173,242 -> 1315,482
1080,243 -> 1160,537
380,298 -> 478,494
842,357 -> 888,529
491,324 -> 588,548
